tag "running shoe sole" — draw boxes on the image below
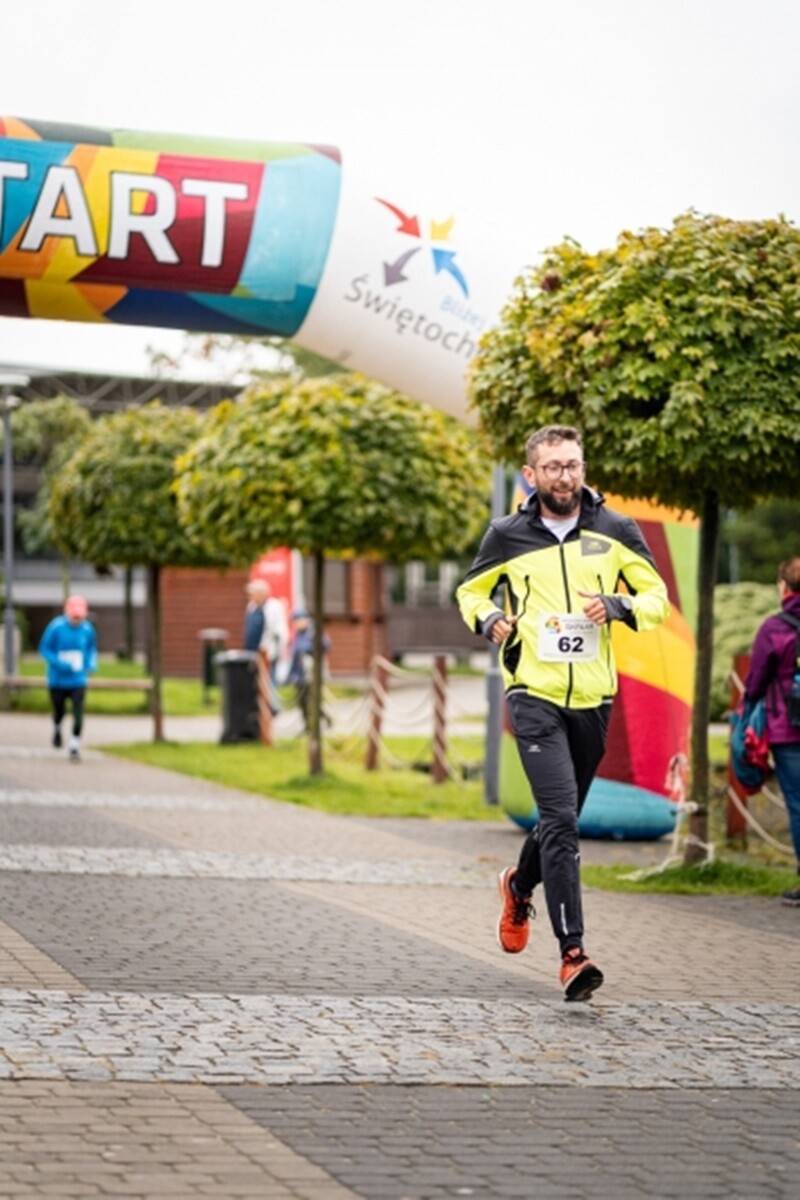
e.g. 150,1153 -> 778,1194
564,962 -> 604,1002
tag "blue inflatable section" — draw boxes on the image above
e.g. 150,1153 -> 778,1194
508,777 -> 677,841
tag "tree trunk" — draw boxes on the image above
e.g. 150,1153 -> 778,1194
684,488 -> 721,864
123,567 -> 134,660
147,562 -> 165,743
308,550 -> 326,776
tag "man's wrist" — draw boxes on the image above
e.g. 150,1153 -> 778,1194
601,595 -> 633,622
481,610 -> 506,641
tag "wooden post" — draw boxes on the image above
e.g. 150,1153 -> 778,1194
432,654 -> 449,783
257,650 -> 273,746
365,657 -> 389,771
726,652 -> 751,847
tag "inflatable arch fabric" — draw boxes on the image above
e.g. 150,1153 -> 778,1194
0,116 -> 697,837
0,116 -> 519,418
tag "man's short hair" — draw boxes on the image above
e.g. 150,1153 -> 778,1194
525,425 -> 582,467
778,556 -> 800,593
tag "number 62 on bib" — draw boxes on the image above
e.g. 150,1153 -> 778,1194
538,614 -> 600,662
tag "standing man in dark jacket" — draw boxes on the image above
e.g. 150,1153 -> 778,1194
457,425 -> 670,1000
745,556 -> 800,905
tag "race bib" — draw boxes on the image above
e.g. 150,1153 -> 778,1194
57,649 -> 84,671
538,614 -> 599,662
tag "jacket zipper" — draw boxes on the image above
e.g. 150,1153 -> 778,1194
560,544 -> 573,706
598,571 -> 614,690
502,575 -> 530,683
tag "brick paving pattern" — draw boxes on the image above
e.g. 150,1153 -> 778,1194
0,709 -> 798,1198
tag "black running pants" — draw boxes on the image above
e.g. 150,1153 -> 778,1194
50,686 -> 87,737
507,691 -> 611,954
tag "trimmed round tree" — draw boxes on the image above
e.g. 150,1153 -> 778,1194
47,402 -> 221,739
175,373 -> 492,773
470,212 -> 800,848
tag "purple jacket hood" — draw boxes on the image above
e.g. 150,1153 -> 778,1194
745,591 -> 800,746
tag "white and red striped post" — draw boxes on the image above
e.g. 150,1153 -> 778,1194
257,650 -> 273,746
432,654 -> 449,783
365,657 -> 389,771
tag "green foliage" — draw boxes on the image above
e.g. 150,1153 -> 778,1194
174,374 -> 492,564
9,394 -> 91,464
471,212 -> 800,512
711,581 -> 776,717
9,396 -> 92,555
47,402 -> 219,568
719,501 -> 800,583
582,859 -> 794,896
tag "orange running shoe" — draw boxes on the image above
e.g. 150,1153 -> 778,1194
497,867 -> 534,953
559,947 -> 604,1002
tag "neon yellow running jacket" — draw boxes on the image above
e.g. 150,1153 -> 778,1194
456,487 -> 670,709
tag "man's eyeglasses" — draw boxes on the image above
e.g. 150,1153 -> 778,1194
535,461 -> 585,480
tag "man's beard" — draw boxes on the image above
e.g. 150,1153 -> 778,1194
538,483 -> 582,516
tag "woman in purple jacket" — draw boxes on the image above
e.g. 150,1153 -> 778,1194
745,556 -> 800,905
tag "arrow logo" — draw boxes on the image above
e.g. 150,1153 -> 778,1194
383,246 -> 421,286
432,248 -> 469,297
375,198 -> 421,237
430,215 -> 455,241
374,198 -> 470,297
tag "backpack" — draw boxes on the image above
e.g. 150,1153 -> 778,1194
729,695 -> 769,793
777,612 -> 800,728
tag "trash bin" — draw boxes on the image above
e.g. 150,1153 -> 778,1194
215,650 -> 259,743
199,627 -> 229,694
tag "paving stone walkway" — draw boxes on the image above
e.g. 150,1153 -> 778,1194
0,709 -> 798,1198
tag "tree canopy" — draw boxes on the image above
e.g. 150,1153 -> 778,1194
174,373 -> 492,772
47,402 -> 214,569
471,212 -> 800,511
174,374 -> 492,565
7,394 -> 91,465
46,402 -> 221,740
10,395 -> 92,558
469,211 -> 800,842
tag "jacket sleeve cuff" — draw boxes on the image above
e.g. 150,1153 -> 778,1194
601,595 -> 637,628
480,610 -> 506,641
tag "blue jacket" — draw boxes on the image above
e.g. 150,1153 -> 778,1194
39,616 -> 98,688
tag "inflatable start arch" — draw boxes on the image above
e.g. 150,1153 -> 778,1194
0,116 -> 695,837
0,116 -> 517,418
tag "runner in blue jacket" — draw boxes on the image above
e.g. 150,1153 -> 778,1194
39,595 -> 97,761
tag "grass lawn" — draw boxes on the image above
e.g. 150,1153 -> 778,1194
581,859 -> 795,897
103,734 -> 503,822
14,654 -> 794,895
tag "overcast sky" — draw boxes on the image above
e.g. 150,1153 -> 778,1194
2,0 -> 798,378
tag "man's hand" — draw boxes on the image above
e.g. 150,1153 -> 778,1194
578,590 -> 608,625
489,615 -> 518,644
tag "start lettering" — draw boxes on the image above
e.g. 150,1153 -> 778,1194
0,160 -> 249,267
